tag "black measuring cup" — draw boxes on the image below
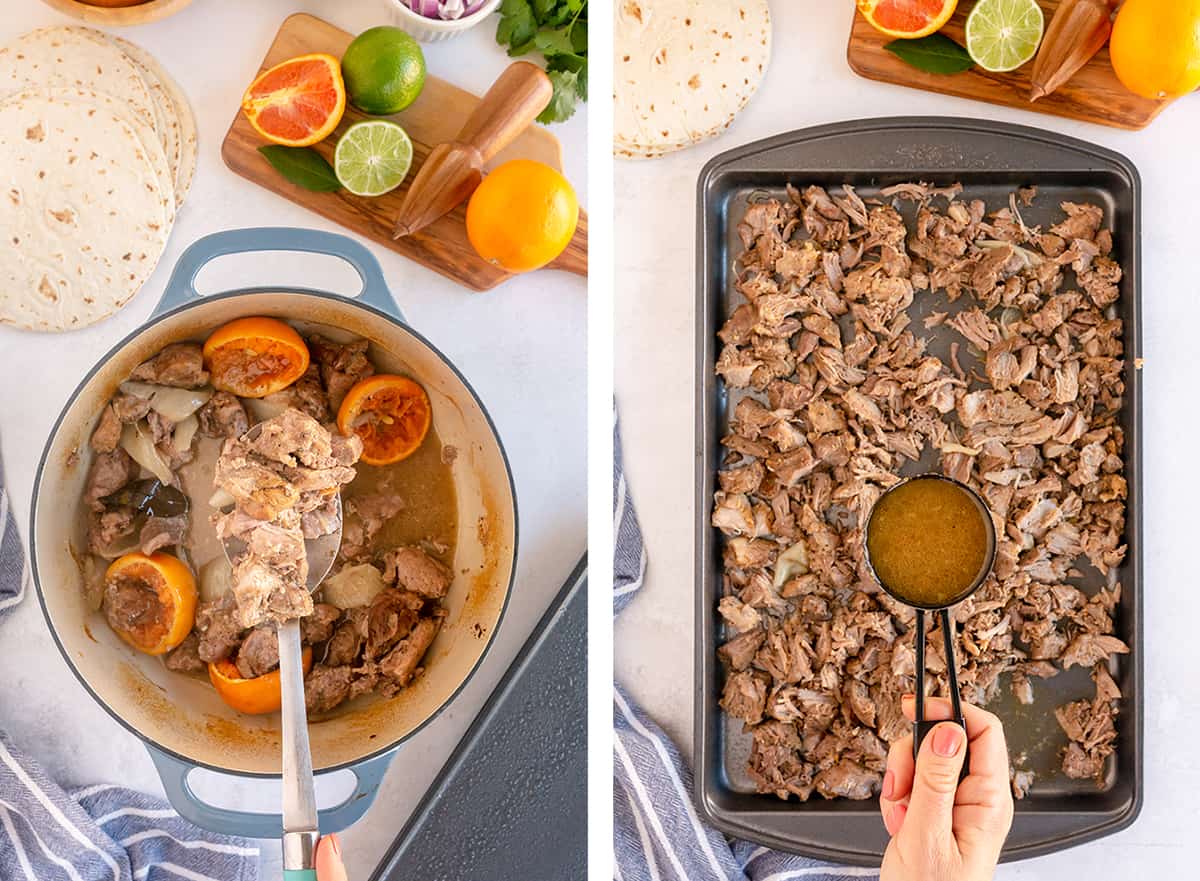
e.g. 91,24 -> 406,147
863,474 -> 998,773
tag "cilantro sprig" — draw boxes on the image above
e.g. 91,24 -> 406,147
496,0 -> 587,124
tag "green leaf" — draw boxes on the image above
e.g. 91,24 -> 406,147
497,0 -> 538,50
547,53 -> 587,101
883,34 -> 974,75
533,26 -> 576,57
257,146 -> 341,192
537,68 -> 580,123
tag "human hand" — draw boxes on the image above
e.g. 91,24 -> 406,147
878,696 -> 1014,881
315,833 -> 347,881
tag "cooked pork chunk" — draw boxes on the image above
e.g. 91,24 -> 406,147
309,335 -> 374,412
129,342 -> 209,388
214,409 -> 361,628
716,185 -> 1128,801
197,391 -> 249,439
381,546 -> 452,599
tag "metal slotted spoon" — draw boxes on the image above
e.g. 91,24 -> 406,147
220,425 -> 342,880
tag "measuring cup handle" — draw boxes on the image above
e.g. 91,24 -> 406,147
913,717 -> 970,782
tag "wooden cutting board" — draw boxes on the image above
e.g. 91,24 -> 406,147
222,13 -> 587,291
847,1 -> 1172,131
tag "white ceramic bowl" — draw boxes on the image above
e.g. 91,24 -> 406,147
382,0 -> 502,43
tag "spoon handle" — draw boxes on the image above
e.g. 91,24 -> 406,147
279,618 -> 319,872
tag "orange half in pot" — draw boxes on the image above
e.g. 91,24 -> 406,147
336,374 -> 432,465
203,316 -> 310,398
104,552 -> 197,656
209,646 -> 314,715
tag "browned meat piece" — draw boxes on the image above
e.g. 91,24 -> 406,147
720,670 -> 768,725
90,405 -> 121,453
377,616 -> 441,689
88,507 -> 137,557
718,628 -> 764,671
195,598 -> 245,663
381,547 -> 452,599
814,761 -> 880,800
197,391 -> 248,439
324,620 -> 363,666
85,449 -> 135,512
1060,634 -> 1129,670
264,364 -> 331,423
140,515 -> 188,555
309,335 -> 375,412
305,664 -> 352,714
129,342 -> 209,388
364,590 -> 420,659
251,408 -> 334,468
716,186 -> 1128,801
111,392 -> 151,423
103,574 -> 167,640
236,628 -> 279,679
164,632 -> 206,674
300,603 -> 341,644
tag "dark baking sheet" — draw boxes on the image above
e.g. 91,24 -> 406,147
370,557 -> 587,881
694,118 -> 1143,864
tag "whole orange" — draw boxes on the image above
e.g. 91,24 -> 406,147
466,160 -> 579,273
1110,0 -> 1200,100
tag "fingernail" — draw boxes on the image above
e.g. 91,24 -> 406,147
328,833 -> 341,858
933,723 -> 963,757
881,769 -> 894,799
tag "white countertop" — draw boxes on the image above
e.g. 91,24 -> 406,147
615,2 -> 1191,876
0,1 -> 585,877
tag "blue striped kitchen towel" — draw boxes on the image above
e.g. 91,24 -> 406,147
0,445 -> 260,879
0,445 -> 25,620
613,410 -> 881,881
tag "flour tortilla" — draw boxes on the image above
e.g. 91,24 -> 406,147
0,86 -> 175,224
0,27 -> 159,136
614,0 -> 772,159
107,33 -> 197,206
0,92 -> 170,332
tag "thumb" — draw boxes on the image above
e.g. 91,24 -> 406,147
315,833 -> 347,881
903,721 -> 967,844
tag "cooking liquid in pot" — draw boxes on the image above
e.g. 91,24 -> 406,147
865,477 -> 990,607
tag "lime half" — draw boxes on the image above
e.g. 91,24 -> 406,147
965,0 -> 1045,73
334,120 -> 413,197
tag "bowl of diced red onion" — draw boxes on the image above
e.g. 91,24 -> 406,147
383,0 -> 502,43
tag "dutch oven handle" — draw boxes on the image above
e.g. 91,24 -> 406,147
151,227 -> 405,322
145,743 -> 397,840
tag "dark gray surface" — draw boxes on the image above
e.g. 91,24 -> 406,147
694,118 -> 1143,864
371,557 -> 587,881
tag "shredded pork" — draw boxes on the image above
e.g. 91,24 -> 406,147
714,183 -> 1129,801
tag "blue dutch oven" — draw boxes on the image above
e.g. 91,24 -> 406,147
30,228 -> 518,837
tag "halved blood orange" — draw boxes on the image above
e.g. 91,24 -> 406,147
242,53 -> 346,147
105,552 -> 197,656
857,0 -> 958,39
209,647 -> 313,715
336,374 -> 432,466
203,317 -> 311,399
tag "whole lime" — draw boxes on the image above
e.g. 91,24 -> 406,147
341,26 -> 427,115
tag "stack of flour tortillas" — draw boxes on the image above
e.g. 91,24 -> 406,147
614,0 -> 771,159
0,26 -> 197,332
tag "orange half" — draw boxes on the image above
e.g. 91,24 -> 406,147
336,374 -> 432,466
203,316 -> 311,399
242,53 -> 346,147
209,647 -> 314,715
105,552 -> 197,656
857,0 -> 958,39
